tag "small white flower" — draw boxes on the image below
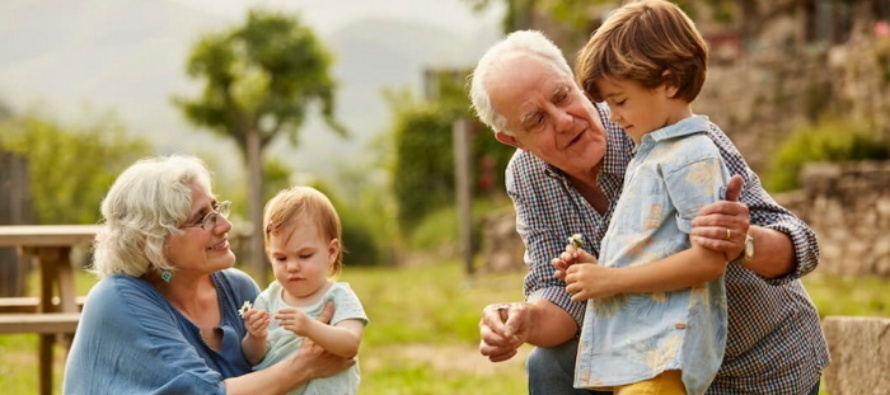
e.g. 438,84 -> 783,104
568,234 -> 584,249
238,301 -> 252,318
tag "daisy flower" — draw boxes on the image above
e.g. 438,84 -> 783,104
238,301 -> 252,318
567,234 -> 585,250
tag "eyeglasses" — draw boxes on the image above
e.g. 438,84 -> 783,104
184,201 -> 231,232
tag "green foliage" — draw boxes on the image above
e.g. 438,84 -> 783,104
804,273 -> 890,318
312,181 -> 388,268
387,74 -> 514,235
0,112 -> 152,224
390,102 -> 457,232
763,119 -> 890,192
408,198 -> 511,254
173,8 -> 345,153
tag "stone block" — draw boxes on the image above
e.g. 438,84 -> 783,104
822,316 -> 890,395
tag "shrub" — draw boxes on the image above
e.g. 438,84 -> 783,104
763,118 -> 890,192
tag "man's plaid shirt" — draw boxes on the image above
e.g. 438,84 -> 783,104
506,103 -> 829,394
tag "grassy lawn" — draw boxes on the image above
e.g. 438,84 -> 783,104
0,261 -> 887,394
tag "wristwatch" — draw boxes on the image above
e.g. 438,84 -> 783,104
741,233 -> 754,264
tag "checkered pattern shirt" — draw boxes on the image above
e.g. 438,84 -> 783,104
506,103 -> 829,394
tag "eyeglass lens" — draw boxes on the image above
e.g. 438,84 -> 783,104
201,201 -> 231,231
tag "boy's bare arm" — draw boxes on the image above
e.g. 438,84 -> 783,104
564,245 -> 726,301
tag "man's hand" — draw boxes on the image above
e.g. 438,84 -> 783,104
691,174 -> 749,260
479,302 -> 531,362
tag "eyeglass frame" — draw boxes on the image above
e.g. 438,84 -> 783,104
182,201 -> 232,232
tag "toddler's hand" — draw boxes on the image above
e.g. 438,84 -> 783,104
275,308 -> 313,337
243,309 -> 270,339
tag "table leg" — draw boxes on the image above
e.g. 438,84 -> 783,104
36,247 -> 72,395
39,333 -> 53,395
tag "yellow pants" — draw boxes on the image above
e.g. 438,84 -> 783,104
614,370 -> 686,395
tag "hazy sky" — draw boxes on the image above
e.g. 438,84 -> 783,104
164,0 -> 502,35
0,0 -> 504,182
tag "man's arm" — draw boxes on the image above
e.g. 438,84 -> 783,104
690,175 -> 810,279
701,124 -> 821,281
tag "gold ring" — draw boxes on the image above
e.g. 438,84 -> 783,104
725,228 -> 732,240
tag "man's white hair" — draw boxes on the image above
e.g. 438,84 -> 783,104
469,30 -> 574,135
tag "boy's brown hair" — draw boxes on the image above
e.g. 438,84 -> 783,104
263,186 -> 344,277
576,0 -> 708,103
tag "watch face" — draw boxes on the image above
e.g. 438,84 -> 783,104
745,235 -> 754,258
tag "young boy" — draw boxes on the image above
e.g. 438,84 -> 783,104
240,186 -> 368,395
563,1 -> 731,393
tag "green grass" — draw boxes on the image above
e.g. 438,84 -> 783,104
1,261 -> 886,394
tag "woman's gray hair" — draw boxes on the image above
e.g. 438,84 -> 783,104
91,155 -> 213,278
469,30 -> 574,136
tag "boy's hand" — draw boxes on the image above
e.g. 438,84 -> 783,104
565,260 -> 618,302
243,309 -> 270,339
275,308 -> 313,337
552,241 -> 598,281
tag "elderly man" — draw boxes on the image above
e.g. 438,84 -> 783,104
470,30 -> 828,395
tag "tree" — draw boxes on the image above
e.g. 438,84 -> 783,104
173,9 -> 346,284
0,112 -> 152,225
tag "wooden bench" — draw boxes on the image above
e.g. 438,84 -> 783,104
0,312 -> 80,334
0,296 -> 86,313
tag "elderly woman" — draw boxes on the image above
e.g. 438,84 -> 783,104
63,155 -> 352,394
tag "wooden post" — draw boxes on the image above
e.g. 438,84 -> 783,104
0,151 -> 31,297
452,118 -> 474,275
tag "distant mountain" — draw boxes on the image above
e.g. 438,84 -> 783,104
278,17 -> 500,177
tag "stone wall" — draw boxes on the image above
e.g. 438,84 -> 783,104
821,316 -> 890,395
775,161 -> 890,277
695,29 -> 890,174
480,207 -> 525,273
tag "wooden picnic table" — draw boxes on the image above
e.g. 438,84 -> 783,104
0,224 -> 100,395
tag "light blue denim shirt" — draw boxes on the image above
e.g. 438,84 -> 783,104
574,116 -> 730,395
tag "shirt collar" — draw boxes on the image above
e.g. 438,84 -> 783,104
645,115 -> 711,143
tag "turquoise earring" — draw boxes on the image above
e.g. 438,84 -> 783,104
160,269 -> 173,283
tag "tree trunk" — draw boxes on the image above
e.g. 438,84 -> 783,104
246,129 -> 267,286
0,151 -> 32,297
